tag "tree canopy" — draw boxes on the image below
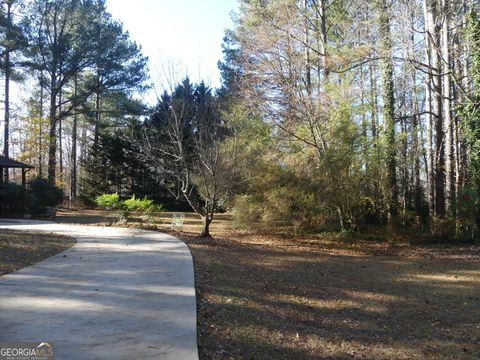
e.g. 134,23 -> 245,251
3,0 -> 480,240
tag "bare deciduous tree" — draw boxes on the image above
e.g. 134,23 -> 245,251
140,79 -> 237,238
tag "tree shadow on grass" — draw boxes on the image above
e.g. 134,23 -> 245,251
188,235 -> 480,360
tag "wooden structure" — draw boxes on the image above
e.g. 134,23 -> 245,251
0,156 -> 34,217
0,155 -> 34,186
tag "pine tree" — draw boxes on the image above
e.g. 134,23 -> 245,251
0,0 -> 28,180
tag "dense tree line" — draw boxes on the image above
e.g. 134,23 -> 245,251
5,0 -> 480,239
0,0 -> 148,203
211,0 -> 480,240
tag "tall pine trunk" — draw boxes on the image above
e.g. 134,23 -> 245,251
424,0 -> 435,217
442,0 -> 454,215
377,0 -> 398,221
71,76 -> 78,203
47,83 -> 57,183
3,1 -> 12,182
38,76 -> 44,177
412,72 -> 423,214
58,90 -> 63,183
424,0 -> 445,220
94,74 -> 102,147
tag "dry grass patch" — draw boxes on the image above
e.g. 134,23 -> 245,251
0,229 -> 75,276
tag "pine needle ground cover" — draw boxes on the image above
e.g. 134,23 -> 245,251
0,230 -> 75,276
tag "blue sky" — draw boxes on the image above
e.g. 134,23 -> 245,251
105,0 -> 239,104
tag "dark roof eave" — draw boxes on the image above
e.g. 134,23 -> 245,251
0,155 -> 34,169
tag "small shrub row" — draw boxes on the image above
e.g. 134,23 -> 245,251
94,193 -> 162,224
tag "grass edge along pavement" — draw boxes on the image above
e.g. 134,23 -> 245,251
0,229 -> 75,276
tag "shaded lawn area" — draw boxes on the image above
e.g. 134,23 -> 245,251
56,209 -> 480,359
180,233 -> 480,360
0,230 -> 75,276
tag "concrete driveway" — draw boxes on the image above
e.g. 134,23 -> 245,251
0,220 -> 198,360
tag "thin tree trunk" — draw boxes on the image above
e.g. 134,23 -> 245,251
460,0 -> 469,190
3,1 -> 12,182
304,0 -> 311,93
360,64 -> 368,171
79,124 -> 87,195
431,3 -> 445,219
38,76 -> 44,177
442,0 -> 454,215
424,0 -> 445,219
462,0 -> 471,95
200,214 -> 212,238
400,115 -> 408,215
71,76 -> 78,202
377,0 -> 398,221
58,90 -> 63,183
412,72 -> 422,213
368,58 -> 382,216
453,96 -> 461,235
423,9 -> 435,218
94,74 -> 101,147
369,62 -> 378,141
317,0 -> 328,82
47,84 -> 57,182
94,92 -> 101,146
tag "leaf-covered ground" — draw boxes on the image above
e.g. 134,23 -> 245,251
55,210 -> 480,359
180,232 -> 480,360
0,230 -> 75,276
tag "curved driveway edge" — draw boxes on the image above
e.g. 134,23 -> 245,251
0,220 -> 198,360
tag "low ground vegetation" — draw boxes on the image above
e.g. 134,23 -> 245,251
94,193 -> 161,224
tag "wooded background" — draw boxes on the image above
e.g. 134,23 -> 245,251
2,0 -> 480,239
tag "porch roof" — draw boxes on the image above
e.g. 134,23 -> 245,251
0,156 -> 34,169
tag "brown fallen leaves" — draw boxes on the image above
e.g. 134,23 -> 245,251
180,231 -> 480,360
0,230 -> 75,276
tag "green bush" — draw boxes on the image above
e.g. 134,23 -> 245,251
233,194 -> 263,227
123,195 -> 161,213
233,186 -> 336,233
123,195 -> 162,224
28,177 -> 63,214
95,193 -> 122,210
0,183 -> 26,216
456,187 -> 479,241
95,193 -> 162,224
